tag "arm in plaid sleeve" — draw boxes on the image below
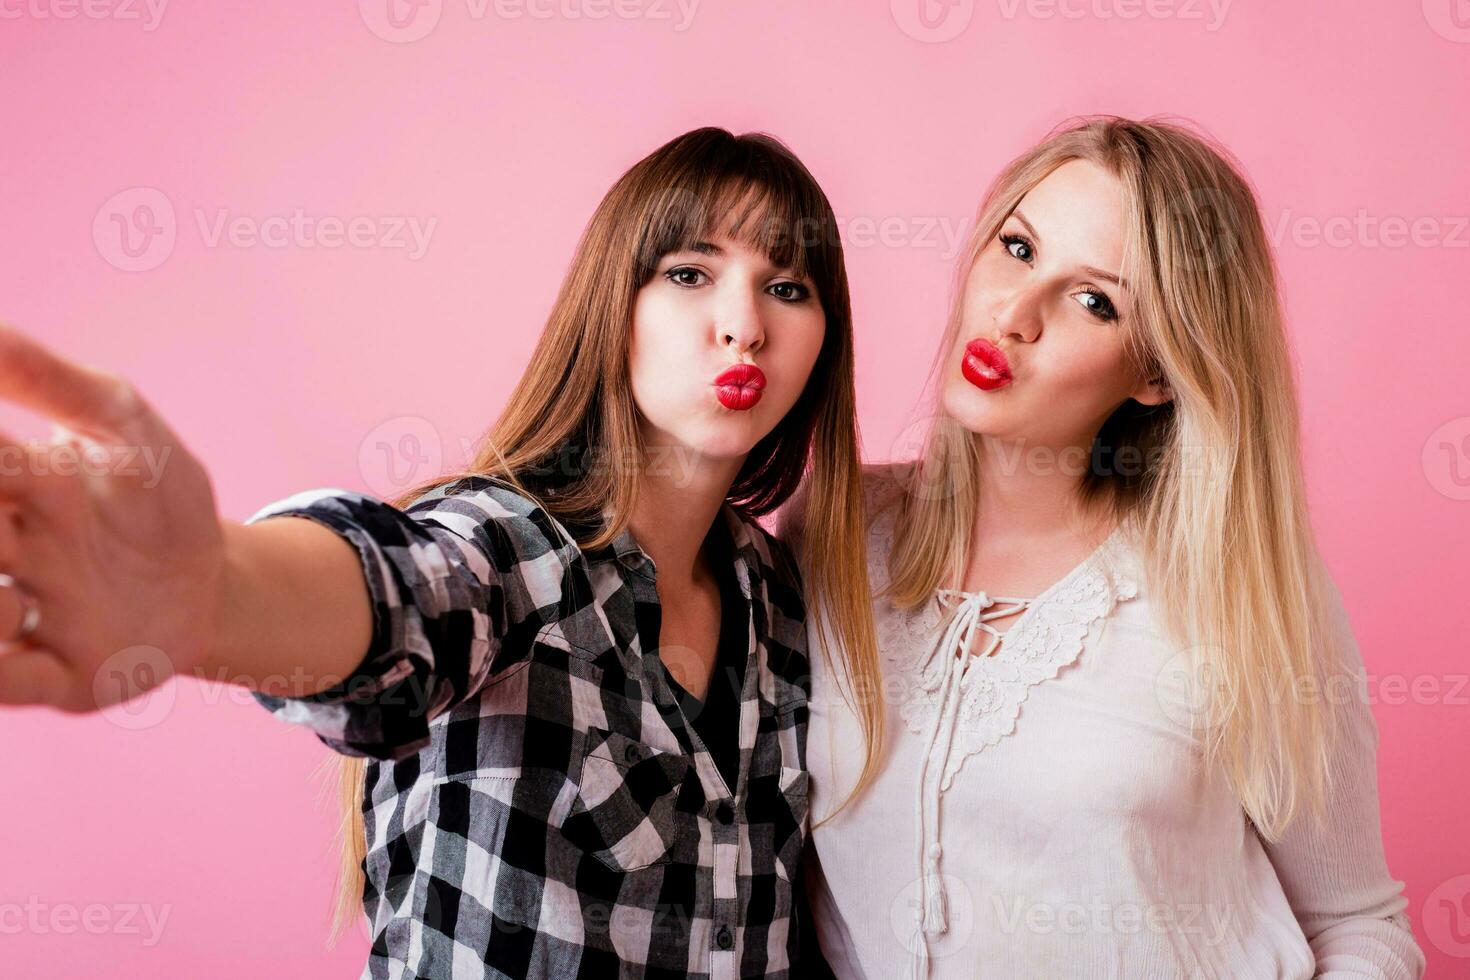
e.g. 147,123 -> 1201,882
239,477 -> 558,760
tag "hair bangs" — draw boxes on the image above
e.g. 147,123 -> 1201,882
634,166 -> 836,287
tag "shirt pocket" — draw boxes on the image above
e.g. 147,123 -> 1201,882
773,765 -> 810,884
560,728 -> 692,873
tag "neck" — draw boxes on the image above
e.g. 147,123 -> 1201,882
970,433 -> 1114,549
627,448 -> 743,589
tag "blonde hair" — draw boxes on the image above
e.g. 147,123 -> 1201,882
322,127 -> 880,944
882,115 -> 1346,842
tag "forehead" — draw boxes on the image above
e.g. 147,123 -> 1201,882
1011,158 -> 1127,271
655,180 -> 812,276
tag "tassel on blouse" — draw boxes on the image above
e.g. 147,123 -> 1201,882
923,858 -> 948,933
906,922 -> 930,980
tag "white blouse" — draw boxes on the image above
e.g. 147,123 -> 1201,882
791,464 -> 1424,980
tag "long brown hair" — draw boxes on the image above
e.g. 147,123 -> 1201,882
885,116 -> 1346,841
324,127 -> 881,943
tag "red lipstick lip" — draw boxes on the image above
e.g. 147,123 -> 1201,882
713,363 -> 766,411
962,338 -> 1013,391
715,364 -> 766,389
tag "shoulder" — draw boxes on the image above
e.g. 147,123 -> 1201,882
857,460 -> 908,526
773,460 -> 909,545
410,475 -> 572,545
855,461 -> 911,591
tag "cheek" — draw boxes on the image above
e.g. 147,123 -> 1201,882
630,287 -> 706,366
769,316 -> 826,402
628,296 -> 698,415
790,314 -> 826,371
1025,322 -> 1131,392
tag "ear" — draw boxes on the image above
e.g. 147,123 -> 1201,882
1130,374 -> 1173,408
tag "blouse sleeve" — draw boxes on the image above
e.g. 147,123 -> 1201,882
241,477 -> 563,761
1259,572 -> 1426,978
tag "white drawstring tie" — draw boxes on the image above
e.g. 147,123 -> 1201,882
905,589 -> 1032,980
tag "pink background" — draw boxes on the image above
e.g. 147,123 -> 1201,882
3,1 -> 1467,976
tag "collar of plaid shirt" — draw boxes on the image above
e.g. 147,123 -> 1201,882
554,492 -> 773,780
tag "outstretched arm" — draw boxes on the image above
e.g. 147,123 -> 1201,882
0,323 -> 512,760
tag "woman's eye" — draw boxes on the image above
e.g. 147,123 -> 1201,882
665,266 -> 708,287
1075,289 -> 1118,322
769,281 -> 810,302
999,233 -> 1034,262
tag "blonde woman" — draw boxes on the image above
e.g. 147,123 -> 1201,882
780,117 -> 1425,979
0,128 -> 880,977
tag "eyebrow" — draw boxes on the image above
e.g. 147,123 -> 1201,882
1010,209 -> 1129,291
667,240 -> 811,281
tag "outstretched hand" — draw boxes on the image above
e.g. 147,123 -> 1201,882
0,324 -> 226,712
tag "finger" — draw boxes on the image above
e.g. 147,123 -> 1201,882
0,501 -> 18,565
0,323 -> 149,444
0,422 -> 42,502
0,574 -> 31,641
0,646 -> 73,709
0,428 -> 91,521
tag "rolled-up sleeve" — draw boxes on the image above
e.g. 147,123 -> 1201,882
242,478 -> 558,761
1261,573 -> 1426,979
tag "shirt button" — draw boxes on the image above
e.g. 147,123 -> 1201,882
715,924 -> 733,950
715,802 -> 734,825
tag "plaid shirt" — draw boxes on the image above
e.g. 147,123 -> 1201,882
244,474 -> 816,979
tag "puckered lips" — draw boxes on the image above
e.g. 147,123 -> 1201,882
962,338 -> 1013,391
713,363 -> 766,411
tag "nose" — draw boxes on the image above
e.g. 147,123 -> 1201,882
716,284 -> 765,355
992,285 -> 1042,344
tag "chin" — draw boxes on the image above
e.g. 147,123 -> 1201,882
689,427 -> 762,462
940,377 -> 1012,436
648,417 -> 756,463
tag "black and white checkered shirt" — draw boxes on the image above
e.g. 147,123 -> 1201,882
244,474 -> 816,979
